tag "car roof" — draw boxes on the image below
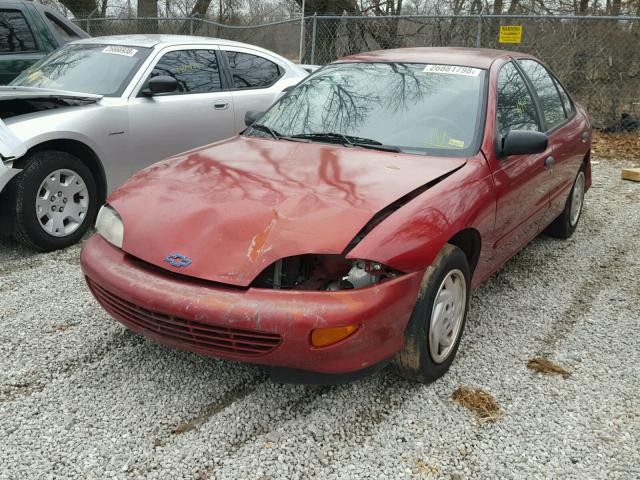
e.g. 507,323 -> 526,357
337,47 -> 535,69
70,35 -> 305,70
73,34 -> 258,50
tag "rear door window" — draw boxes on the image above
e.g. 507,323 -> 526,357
226,51 -> 281,89
518,59 -> 567,130
552,76 -> 574,118
496,61 -> 540,138
0,10 -> 38,53
148,49 -> 222,94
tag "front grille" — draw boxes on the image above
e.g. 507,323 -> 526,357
87,278 -> 281,357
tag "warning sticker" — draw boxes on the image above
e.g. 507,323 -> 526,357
423,64 -> 482,77
448,138 -> 465,148
499,25 -> 523,44
102,46 -> 139,57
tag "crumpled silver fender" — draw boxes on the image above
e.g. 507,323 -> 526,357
0,118 -> 26,193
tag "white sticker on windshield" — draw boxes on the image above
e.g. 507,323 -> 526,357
423,64 -> 481,77
102,46 -> 138,57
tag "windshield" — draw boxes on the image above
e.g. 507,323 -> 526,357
251,62 -> 486,156
11,44 -> 151,96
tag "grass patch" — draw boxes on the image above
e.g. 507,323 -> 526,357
527,357 -> 571,379
452,385 -> 499,422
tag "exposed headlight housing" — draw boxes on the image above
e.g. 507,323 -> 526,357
95,204 -> 124,249
251,254 -> 402,291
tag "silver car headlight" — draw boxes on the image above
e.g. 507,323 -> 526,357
95,204 -> 124,248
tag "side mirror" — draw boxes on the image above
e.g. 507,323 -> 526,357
144,75 -> 178,96
245,110 -> 264,127
500,130 -> 548,157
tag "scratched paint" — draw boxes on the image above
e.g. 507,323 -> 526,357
248,209 -> 279,263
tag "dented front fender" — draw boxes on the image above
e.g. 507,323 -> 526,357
348,155 -> 496,288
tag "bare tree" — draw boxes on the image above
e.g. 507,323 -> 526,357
138,0 -> 158,32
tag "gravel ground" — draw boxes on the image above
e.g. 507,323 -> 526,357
1,159 -> 638,480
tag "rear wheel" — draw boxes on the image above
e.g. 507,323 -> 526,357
7,150 -> 98,251
394,244 -> 471,383
544,168 -> 585,239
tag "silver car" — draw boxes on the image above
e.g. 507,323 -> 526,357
0,35 -> 308,251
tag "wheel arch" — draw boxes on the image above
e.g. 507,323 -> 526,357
17,139 -> 108,203
447,228 -> 482,275
582,150 -> 592,191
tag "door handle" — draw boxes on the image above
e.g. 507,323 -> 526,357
213,101 -> 228,110
544,156 -> 554,169
580,131 -> 589,143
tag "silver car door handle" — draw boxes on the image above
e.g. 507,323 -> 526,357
213,101 -> 229,110
544,156 -> 554,169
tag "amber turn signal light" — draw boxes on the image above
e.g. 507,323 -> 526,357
311,324 -> 359,347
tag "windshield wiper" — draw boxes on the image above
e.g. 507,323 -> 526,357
248,124 -> 311,144
290,132 -> 402,152
291,132 -> 351,143
250,123 -> 281,140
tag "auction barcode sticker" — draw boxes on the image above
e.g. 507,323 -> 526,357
423,64 -> 482,77
102,46 -> 138,57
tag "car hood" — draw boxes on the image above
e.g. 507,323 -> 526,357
110,136 -> 466,286
0,86 -> 102,102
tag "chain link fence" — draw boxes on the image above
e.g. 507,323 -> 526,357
75,14 -> 640,128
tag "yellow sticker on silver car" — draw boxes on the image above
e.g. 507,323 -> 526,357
423,64 -> 482,77
102,46 -> 139,57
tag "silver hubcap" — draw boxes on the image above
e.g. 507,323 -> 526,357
35,169 -> 89,237
429,269 -> 467,364
569,171 -> 585,227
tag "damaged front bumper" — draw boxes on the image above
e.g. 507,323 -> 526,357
81,235 -> 424,383
0,118 -> 26,193
0,161 -> 21,193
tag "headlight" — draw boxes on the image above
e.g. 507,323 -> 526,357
250,254 -> 402,291
95,204 -> 124,248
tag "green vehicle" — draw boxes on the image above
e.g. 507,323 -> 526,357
0,1 -> 88,84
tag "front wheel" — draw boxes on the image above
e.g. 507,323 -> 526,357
8,150 -> 98,251
393,244 -> 471,383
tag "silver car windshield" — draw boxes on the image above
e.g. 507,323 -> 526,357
11,44 -> 151,96
252,62 -> 486,156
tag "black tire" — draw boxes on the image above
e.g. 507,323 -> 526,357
393,244 -> 471,383
544,167 -> 586,239
6,150 -> 98,252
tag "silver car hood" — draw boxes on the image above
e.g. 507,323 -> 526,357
0,86 -> 102,102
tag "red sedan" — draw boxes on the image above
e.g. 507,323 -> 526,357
81,48 -> 591,384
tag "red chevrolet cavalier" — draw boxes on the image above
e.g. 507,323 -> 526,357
81,48 -> 591,384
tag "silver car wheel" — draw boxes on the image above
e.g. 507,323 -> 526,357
35,169 -> 89,237
429,269 -> 467,364
569,171 -> 585,227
